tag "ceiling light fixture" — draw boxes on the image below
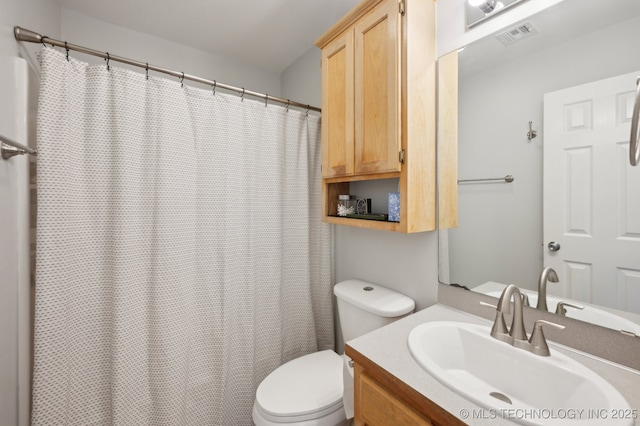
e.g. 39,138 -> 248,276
468,0 -> 497,14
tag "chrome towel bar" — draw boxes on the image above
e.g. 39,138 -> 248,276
1,133 -> 37,160
458,174 -> 514,184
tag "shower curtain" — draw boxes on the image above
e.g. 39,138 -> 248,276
32,48 -> 332,425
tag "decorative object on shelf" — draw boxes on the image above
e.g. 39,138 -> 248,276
337,194 -> 356,216
356,198 -> 371,215
388,192 -> 400,222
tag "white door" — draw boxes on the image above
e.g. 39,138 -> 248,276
543,71 -> 640,314
543,72 -> 640,313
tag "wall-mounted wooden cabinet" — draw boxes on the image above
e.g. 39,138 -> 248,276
316,0 -> 438,233
321,29 -> 354,178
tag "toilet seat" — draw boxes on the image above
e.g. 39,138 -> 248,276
253,350 -> 345,424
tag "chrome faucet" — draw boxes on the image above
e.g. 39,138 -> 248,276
483,284 -> 565,356
536,266 -> 559,312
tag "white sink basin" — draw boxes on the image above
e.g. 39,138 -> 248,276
484,290 -> 640,335
408,321 -> 632,425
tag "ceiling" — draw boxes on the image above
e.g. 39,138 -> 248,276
58,0 -> 361,73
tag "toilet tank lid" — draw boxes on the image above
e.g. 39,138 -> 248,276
333,279 -> 415,317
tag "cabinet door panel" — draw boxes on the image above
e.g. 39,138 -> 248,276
358,371 -> 433,426
322,31 -> 354,178
354,0 -> 401,175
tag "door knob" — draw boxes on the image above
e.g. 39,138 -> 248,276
547,241 -> 561,252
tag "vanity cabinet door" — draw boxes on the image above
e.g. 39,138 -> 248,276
356,368 -> 433,426
321,30 -> 354,179
350,357 -> 465,426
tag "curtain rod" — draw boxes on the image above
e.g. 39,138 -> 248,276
13,26 -> 321,113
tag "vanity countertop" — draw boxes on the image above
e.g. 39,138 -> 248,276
345,304 -> 640,425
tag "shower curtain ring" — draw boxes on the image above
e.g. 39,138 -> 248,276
105,52 -> 110,71
145,63 -> 149,80
213,80 -> 216,95
41,35 -> 48,48
64,41 -> 69,61
264,94 -> 268,107
180,72 -> 184,87
286,100 -> 290,112
241,88 -> 245,102
305,105 -> 310,117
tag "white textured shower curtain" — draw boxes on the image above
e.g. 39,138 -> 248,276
33,48 -> 332,425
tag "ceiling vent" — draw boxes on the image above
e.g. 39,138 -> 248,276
496,22 -> 538,45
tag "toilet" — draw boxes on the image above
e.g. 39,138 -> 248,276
252,279 -> 415,426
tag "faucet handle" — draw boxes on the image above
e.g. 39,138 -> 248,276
555,301 -> 584,316
520,292 -> 530,307
528,320 -> 565,356
480,301 -> 513,344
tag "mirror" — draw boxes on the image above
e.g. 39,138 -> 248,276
465,0 -> 527,29
439,0 -> 640,334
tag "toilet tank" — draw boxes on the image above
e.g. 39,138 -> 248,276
334,279 -> 415,343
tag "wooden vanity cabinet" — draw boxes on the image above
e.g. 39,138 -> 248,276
316,0 -> 437,233
346,344 -> 466,426
356,367 -> 433,425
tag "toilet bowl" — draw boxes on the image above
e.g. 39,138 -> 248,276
252,350 -> 351,426
252,279 -> 414,426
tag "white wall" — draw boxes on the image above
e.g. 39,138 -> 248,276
0,0 -> 61,57
450,14 -> 640,290
61,9 -> 281,96
1,1 -> 61,424
0,56 -> 30,426
281,47 -> 322,111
